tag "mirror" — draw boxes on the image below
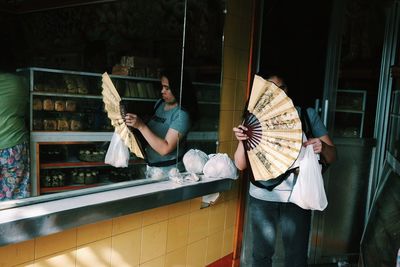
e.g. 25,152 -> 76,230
0,0 -> 225,208
184,0 -> 225,152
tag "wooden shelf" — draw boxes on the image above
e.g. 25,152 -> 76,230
40,183 -> 107,194
41,159 -> 145,169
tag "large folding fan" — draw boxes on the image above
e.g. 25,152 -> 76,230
101,72 -> 144,159
243,75 -> 303,181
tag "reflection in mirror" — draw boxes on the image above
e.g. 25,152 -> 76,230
183,0 -> 225,154
0,0 -> 185,207
0,0 -> 225,208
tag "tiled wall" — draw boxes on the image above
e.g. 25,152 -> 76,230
0,192 -> 239,267
218,0 -> 253,158
0,0 -> 253,266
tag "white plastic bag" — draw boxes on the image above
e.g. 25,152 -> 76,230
183,149 -> 209,173
203,153 -> 237,179
289,145 -> 328,211
146,166 -> 165,179
105,131 -> 130,168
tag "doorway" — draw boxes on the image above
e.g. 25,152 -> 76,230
247,0 -> 387,265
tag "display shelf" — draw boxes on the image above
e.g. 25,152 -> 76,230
334,89 -> 367,138
31,131 -> 113,142
19,67 -> 160,81
40,159 -> 145,169
193,81 -> 220,103
20,67 -> 158,196
40,183 -> 109,194
21,67 -> 221,195
19,67 -> 161,131
32,91 -> 158,102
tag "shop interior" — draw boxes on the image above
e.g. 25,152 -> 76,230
0,0 -> 225,199
0,0 -> 399,266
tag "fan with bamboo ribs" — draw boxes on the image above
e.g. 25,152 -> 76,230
101,72 -> 144,159
243,75 -> 302,181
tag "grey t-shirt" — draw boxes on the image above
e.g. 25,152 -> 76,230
249,107 -> 328,202
145,101 -> 190,165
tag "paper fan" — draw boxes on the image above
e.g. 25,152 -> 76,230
101,72 -> 144,158
243,75 -> 302,181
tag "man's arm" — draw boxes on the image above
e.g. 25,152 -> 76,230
233,125 -> 248,170
319,135 -> 337,164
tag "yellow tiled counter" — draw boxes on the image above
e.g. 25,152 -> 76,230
0,178 -> 238,267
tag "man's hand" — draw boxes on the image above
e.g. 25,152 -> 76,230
233,125 -> 249,141
304,135 -> 337,164
303,138 -> 323,154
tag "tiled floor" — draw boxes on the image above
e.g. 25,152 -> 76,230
231,261 -> 358,267
309,263 -> 357,267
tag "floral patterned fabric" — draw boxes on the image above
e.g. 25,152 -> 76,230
0,141 -> 30,200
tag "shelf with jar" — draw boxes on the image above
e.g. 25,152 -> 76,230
18,67 -> 161,195
39,164 -> 146,194
333,89 -> 367,138
19,67 -> 222,195
22,67 -> 160,133
36,141 -> 146,195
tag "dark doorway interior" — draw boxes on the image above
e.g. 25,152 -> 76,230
258,0 -> 332,109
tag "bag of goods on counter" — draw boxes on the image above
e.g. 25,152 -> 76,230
183,149 -> 209,174
203,153 -> 237,179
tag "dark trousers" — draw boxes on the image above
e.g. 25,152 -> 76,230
243,196 -> 311,267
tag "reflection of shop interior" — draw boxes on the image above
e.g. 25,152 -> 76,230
0,1 -> 224,196
1,1 -> 223,75
1,2 -> 238,267
0,0 -> 399,266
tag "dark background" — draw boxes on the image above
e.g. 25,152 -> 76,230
258,0 -> 332,108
